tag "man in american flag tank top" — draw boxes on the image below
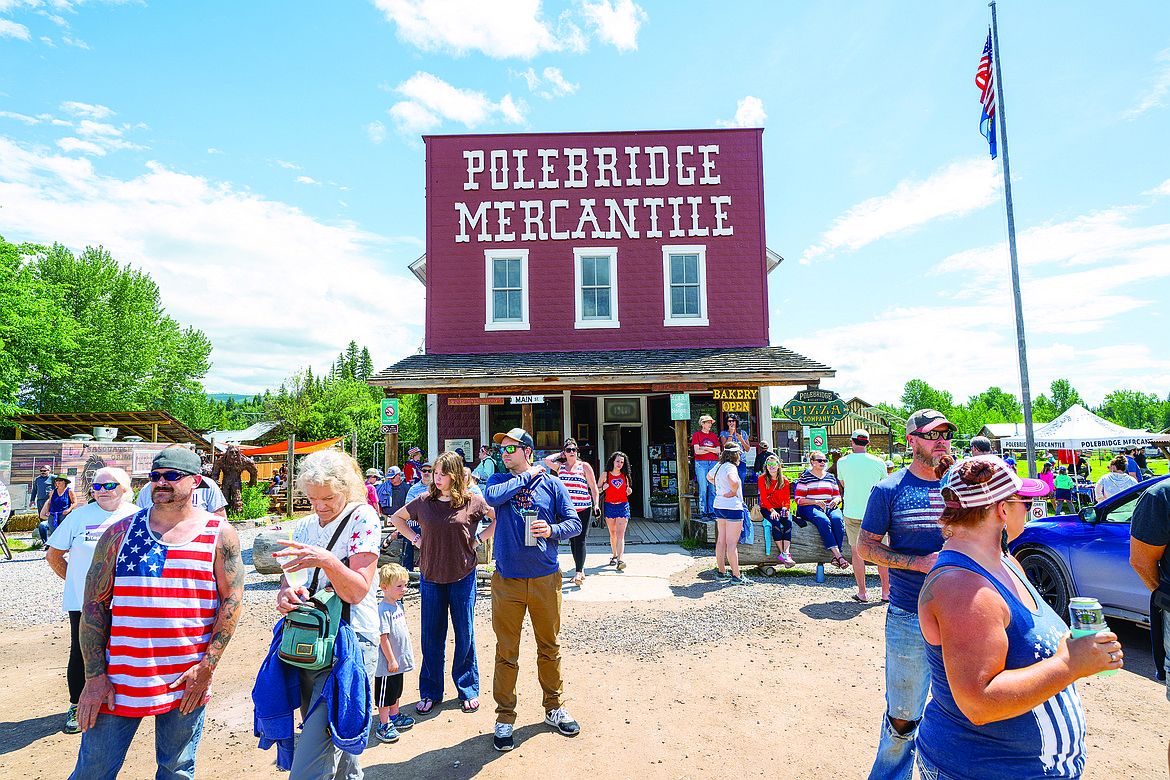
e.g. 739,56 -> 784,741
68,447 -> 244,780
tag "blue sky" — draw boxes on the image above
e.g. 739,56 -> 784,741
2,1 -> 1168,409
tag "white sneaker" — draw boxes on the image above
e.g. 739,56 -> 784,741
544,706 -> 580,736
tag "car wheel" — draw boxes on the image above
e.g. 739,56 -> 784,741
1018,551 -> 1072,618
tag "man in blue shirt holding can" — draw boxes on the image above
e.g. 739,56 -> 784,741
483,426 -> 581,752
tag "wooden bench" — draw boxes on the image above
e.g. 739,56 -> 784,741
697,518 -> 853,578
266,487 -> 310,516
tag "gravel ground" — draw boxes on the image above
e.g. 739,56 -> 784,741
3,526 -> 284,627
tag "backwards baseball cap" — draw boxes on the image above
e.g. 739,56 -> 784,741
942,455 -> 1049,509
906,409 -> 955,435
151,447 -> 202,476
493,427 -> 535,450
851,428 -> 870,441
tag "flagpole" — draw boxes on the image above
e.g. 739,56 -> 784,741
989,1 -> 1037,479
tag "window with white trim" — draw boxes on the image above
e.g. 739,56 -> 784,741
573,248 -> 619,329
662,245 -> 709,326
484,249 -> 530,331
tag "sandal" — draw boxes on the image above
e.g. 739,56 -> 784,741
571,572 -> 584,585
851,593 -> 868,603
608,556 -> 618,566
415,698 -> 434,715
831,555 -> 850,569
461,697 -> 479,713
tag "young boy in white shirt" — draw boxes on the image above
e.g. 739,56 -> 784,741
375,564 -> 416,743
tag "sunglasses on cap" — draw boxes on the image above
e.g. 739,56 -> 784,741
92,482 -> 120,491
149,470 -> 195,482
911,429 -> 953,440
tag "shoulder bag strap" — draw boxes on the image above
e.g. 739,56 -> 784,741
308,505 -> 359,596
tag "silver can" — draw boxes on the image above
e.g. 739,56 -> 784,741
523,509 -> 539,546
1068,597 -> 1106,630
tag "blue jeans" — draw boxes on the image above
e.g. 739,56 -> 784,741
694,460 -> 716,516
916,752 -> 960,780
38,512 -> 64,543
796,505 -> 846,551
400,523 -> 419,571
69,705 -> 206,780
419,569 -> 479,702
868,604 -> 931,780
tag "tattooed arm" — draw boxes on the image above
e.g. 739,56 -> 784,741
169,521 -> 244,714
855,529 -> 938,573
75,517 -> 131,732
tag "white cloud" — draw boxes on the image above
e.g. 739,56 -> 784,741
580,0 -> 646,52
363,120 -> 386,144
0,110 -> 38,124
801,158 -> 1000,264
206,148 -> 223,154
372,0 -> 565,59
294,175 -> 317,184
0,136 -> 424,392
56,136 -> 106,155
273,159 -> 300,169
1124,47 -> 1170,120
39,35 -> 54,46
513,66 -> 578,99
62,35 -> 88,48
0,18 -> 30,39
388,71 -> 527,135
716,95 -> 766,128
61,101 -> 114,119
1144,178 -> 1170,196
782,202 -> 1170,407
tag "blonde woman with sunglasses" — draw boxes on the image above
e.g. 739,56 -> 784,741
45,468 -> 138,735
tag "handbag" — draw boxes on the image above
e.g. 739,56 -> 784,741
277,507 -> 356,670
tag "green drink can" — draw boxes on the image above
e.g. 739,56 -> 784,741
1068,597 -> 1117,677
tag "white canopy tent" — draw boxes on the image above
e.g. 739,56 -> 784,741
1001,404 -> 1153,450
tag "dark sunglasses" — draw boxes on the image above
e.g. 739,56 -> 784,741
564,447 -> 578,453
420,468 -> 433,473
501,444 -> 527,454
149,470 -> 194,482
92,482 -> 120,491
911,429 -> 953,440
811,457 -> 828,463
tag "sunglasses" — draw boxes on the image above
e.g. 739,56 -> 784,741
421,468 -> 433,474
501,444 -> 527,454
92,482 -> 120,492
911,430 -> 953,440
564,447 -> 578,453
811,457 -> 827,463
149,470 -> 194,482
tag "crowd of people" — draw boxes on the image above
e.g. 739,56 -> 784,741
18,414 -> 1169,780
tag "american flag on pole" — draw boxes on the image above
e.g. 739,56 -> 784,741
977,28 -> 997,159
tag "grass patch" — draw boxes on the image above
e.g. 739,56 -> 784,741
677,538 -> 701,551
7,537 -> 41,552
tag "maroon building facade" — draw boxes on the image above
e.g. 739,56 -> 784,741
371,128 -> 833,524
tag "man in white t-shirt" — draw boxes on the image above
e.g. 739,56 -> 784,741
836,429 -> 890,603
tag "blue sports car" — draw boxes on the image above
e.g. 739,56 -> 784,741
1009,474 -> 1168,626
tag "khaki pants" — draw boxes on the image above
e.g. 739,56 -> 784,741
491,570 -> 563,723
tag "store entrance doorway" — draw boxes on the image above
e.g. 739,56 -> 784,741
602,423 -> 644,518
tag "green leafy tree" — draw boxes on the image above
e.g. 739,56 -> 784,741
1095,389 -> 1164,430
0,236 -> 74,414
22,244 -> 211,413
899,379 -> 954,417
966,387 -> 1022,422
1049,379 -> 1085,414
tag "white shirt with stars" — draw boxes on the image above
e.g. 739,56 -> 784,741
292,502 -> 381,638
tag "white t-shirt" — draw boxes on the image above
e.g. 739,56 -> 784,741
712,462 -> 744,511
291,502 -> 381,638
137,476 -> 228,513
47,501 -> 140,611
1095,472 -> 1137,501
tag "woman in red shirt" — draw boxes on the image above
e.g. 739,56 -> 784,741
600,451 -> 633,571
757,455 -> 794,567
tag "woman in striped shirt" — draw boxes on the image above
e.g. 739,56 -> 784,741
794,453 -> 850,569
544,438 -> 600,585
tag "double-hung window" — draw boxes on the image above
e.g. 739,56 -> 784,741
662,245 -> 709,326
573,248 -> 619,329
484,249 -> 530,331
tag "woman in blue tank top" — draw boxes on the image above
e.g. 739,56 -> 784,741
916,456 -> 1124,780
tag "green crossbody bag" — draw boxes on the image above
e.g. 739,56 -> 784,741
277,507 -> 355,670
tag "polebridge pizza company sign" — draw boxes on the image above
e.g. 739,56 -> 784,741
782,390 -> 849,426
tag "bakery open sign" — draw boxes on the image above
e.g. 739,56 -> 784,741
712,387 -> 757,414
